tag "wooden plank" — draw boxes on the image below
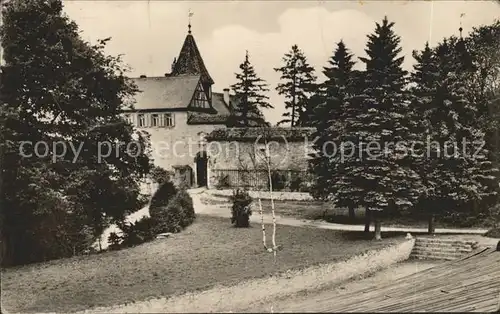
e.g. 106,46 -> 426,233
320,250 -> 500,312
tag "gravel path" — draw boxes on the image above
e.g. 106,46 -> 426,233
195,189 -> 488,235
95,188 -> 490,250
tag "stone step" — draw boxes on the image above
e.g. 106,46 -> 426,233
412,246 -> 473,253
411,245 -> 468,253
412,243 -> 473,251
411,247 -> 472,255
415,238 -> 478,246
413,243 -> 474,250
410,253 -> 458,261
200,195 -> 229,202
411,249 -> 466,257
410,237 -> 478,261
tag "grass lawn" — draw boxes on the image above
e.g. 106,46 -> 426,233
201,195 -> 491,229
1,215 -> 406,313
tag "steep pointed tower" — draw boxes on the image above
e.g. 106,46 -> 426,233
171,21 -> 214,104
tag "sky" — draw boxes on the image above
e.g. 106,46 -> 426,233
62,0 -> 500,125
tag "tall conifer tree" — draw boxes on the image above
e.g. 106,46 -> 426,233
337,17 -> 422,239
411,38 -> 498,231
229,51 -> 271,127
309,41 -> 361,219
274,44 -> 316,127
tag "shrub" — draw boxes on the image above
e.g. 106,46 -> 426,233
216,174 -> 231,189
270,171 -> 287,191
117,216 -> 158,248
230,189 -> 253,228
153,189 -> 196,234
108,232 -> 122,251
289,173 -> 303,192
150,166 -> 172,185
298,180 -> 312,193
152,205 -> 178,234
150,180 -> 178,215
173,189 -> 196,228
487,203 -> 500,228
484,228 -> 500,238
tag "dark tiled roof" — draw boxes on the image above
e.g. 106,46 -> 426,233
129,75 -> 200,110
206,127 -> 316,142
171,34 -> 214,85
187,112 -> 229,124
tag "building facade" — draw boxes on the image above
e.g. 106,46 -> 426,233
123,26 -> 237,187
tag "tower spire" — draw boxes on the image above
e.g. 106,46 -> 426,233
0,0 -> 5,70
459,12 -> 465,38
188,9 -> 193,34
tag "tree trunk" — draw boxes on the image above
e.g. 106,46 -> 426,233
348,206 -> 355,221
364,208 -> 370,233
374,217 -> 382,240
428,214 -> 435,235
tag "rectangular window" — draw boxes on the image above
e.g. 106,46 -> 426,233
124,114 -> 132,124
193,88 -> 208,108
138,114 -> 145,127
151,114 -> 159,127
164,113 -> 174,127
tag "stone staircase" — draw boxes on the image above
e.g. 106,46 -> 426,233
410,237 -> 479,261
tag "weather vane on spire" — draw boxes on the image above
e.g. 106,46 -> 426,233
188,9 -> 194,34
459,12 -> 465,37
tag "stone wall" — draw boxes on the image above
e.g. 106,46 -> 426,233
208,140 -> 312,170
207,139 -> 313,188
206,188 -> 314,201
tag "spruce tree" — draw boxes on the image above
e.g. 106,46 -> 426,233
229,51 -> 272,127
410,42 -> 442,233
412,38 -> 498,231
309,41 -> 361,219
465,21 -> 500,223
274,44 -> 316,127
338,17 -> 422,239
1,0 -> 152,265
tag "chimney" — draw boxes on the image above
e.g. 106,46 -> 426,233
139,75 -> 146,78
171,57 -> 177,73
223,88 -> 230,105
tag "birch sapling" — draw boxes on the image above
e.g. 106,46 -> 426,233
245,152 -> 270,251
258,197 -> 269,251
263,138 -> 278,262
252,138 -> 279,260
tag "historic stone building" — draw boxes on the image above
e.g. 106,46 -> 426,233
122,25 -> 237,187
205,127 -> 315,190
123,24 -> 315,191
